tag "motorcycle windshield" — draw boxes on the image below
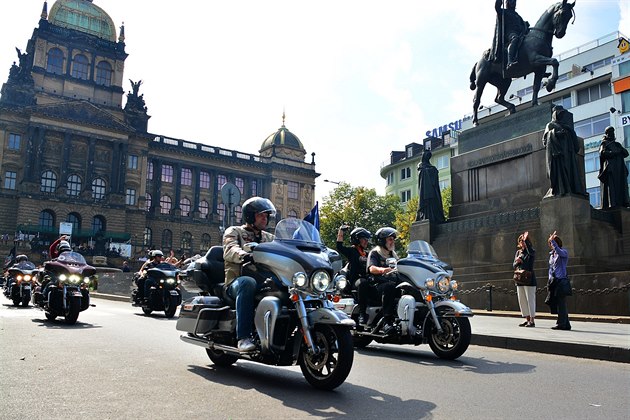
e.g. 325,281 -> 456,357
274,219 -> 322,245
154,262 -> 178,271
55,251 -> 87,265
407,240 -> 440,261
15,261 -> 36,270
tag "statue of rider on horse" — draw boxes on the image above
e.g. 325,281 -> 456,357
490,0 -> 530,71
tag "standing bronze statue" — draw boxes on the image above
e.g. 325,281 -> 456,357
469,0 -> 576,126
416,149 -> 446,223
542,106 -> 585,197
598,126 -> 630,208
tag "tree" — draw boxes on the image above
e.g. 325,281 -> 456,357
320,183 -> 400,250
394,197 -> 418,256
441,186 -> 452,219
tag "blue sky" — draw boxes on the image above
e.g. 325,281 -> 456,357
0,1 -> 628,205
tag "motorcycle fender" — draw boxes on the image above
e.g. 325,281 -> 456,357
308,307 -> 355,327
254,296 -> 283,354
70,291 -> 82,298
433,300 -> 474,317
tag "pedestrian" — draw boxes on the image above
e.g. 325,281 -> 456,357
122,260 -> 131,272
2,233 -> 8,245
546,231 -> 571,330
513,231 -> 536,327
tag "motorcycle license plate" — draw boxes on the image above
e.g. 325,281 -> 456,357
23,285 -> 31,290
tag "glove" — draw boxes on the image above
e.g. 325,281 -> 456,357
242,253 -> 254,264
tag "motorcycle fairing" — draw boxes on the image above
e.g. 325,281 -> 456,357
254,296 -> 283,354
397,295 -> 417,336
252,241 -> 332,286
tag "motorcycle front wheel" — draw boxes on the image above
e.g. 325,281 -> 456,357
299,324 -> 354,390
64,296 -> 81,325
428,316 -> 471,360
22,293 -> 30,307
163,294 -> 178,318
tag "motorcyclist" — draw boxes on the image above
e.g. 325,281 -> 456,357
223,196 -> 276,352
367,227 -> 399,335
135,249 -> 164,301
336,226 -> 372,324
5,254 -> 29,293
39,239 -> 72,302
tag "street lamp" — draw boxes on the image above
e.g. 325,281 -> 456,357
324,179 -> 341,185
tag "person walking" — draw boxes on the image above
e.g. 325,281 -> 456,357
547,231 -> 571,330
513,231 -> 536,327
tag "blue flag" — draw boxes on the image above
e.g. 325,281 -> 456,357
304,201 -> 320,231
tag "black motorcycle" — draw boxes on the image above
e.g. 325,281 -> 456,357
132,262 -> 182,318
177,219 -> 354,390
6,261 -> 38,306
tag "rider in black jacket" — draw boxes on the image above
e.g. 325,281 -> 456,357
336,226 -> 371,324
367,227 -> 399,335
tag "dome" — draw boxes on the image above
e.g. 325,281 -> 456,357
49,0 -> 116,42
260,124 -> 305,152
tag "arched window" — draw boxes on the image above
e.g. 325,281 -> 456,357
46,48 -> 64,75
199,200 -> 209,218
67,174 -> 82,196
40,170 -> 57,193
92,215 -> 106,234
160,195 -> 172,214
92,178 -> 106,200
234,205 -> 242,223
67,213 -> 81,233
145,193 -> 152,211
143,227 -> 152,247
39,210 -> 55,229
201,233 -> 211,251
216,174 -> 227,191
161,229 -> 172,250
217,203 -> 226,223
235,177 -> 244,193
288,209 -> 298,218
180,197 -> 191,217
181,231 -> 193,253
95,60 -> 112,86
71,54 -> 89,80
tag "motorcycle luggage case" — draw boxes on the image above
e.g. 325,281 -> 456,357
176,296 -> 228,334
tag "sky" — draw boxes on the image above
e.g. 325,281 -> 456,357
0,0 -> 628,206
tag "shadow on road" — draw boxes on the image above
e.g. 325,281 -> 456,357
187,363 -> 437,418
30,317 -> 102,329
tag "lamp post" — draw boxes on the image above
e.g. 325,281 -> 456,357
323,179 -> 341,185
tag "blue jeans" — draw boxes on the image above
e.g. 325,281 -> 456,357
229,276 -> 261,340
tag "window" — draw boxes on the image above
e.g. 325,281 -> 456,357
217,203 -> 226,222
201,233 -> 211,250
160,195 -> 172,214
288,209 -> 298,218
217,174 -> 227,191
67,213 -> 81,233
250,180 -> 258,196
161,164 -> 173,183
400,167 -> 411,180
91,215 -> 105,233
436,155 -> 449,170
439,180 -> 450,191
92,178 -> 106,200
401,190 -> 411,203
180,197 -> 191,216
587,187 -> 601,208
199,200 -> 209,218
181,168 -> 192,186
161,229 -> 172,250
147,161 -> 153,180
387,172 -> 394,185
584,152 -> 600,173
67,174 -> 82,196
181,231 -> 192,252
235,177 -> 244,193
95,60 -> 112,86
4,171 -> 16,190
125,188 -> 136,205
71,54 -> 89,80
200,171 -> 210,189
145,193 -> 152,211
128,155 -> 138,170
577,81 -> 611,106
288,181 -> 299,199
39,210 -> 55,229
41,170 -> 57,193
46,48 -> 64,75
574,114 -> 609,139
552,94 -> 571,110
143,227 -> 152,247
8,133 -> 21,150
234,205 -> 242,223
406,146 -> 413,158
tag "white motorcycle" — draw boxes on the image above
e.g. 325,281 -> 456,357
334,240 -> 473,360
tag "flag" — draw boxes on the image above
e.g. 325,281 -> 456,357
304,201 -> 320,231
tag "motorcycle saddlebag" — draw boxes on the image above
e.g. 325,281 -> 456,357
176,296 -> 227,334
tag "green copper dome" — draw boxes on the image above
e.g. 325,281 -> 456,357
49,0 -> 116,42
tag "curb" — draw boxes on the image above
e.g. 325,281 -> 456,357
91,292 -> 129,303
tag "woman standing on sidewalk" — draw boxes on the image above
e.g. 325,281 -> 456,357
513,231 -> 537,327
547,232 -> 571,330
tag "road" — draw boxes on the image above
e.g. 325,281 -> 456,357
1,298 -> 628,419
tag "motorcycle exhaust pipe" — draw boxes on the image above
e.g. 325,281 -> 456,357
180,335 -> 254,359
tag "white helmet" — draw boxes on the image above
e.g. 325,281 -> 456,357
57,241 -> 72,253
150,250 -> 164,258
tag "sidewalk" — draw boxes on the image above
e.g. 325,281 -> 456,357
91,293 -> 630,364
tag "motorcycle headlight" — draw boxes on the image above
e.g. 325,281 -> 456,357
59,274 -> 67,281
450,280 -> 458,291
311,270 -> 331,292
292,272 -> 308,288
335,274 -> 348,292
437,275 -> 451,293
68,275 -> 82,284
17,275 -> 23,281
424,278 -> 435,289
166,278 -> 176,284
24,275 -> 31,281
84,277 -> 91,284
159,279 -> 165,284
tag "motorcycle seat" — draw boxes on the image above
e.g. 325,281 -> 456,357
194,246 -> 226,292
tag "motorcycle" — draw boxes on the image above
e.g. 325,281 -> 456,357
33,251 -> 96,325
6,261 -> 38,306
177,219 -> 355,390
333,240 -> 473,360
131,262 -> 182,318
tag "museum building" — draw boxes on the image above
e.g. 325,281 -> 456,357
0,0 -> 318,259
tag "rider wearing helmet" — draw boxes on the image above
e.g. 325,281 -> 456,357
136,249 -> 164,301
336,226 -> 372,324
367,227 -> 399,335
223,196 -> 276,352
49,235 -> 71,259
15,254 -> 29,263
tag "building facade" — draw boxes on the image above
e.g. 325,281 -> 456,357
0,0 -> 318,260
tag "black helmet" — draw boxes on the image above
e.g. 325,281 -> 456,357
375,227 -> 397,247
350,227 -> 372,246
242,197 -> 276,225
16,254 -> 28,263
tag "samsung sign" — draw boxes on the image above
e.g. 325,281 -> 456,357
426,119 -> 463,138
621,113 -> 630,127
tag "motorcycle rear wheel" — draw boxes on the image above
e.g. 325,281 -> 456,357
206,348 -> 238,367
428,316 -> 471,360
299,325 -> 354,390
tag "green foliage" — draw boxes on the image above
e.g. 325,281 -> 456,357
394,196 -> 418,256
441,186 -> 452,219
320,183 -> 400,250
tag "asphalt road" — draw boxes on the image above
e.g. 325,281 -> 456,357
1,298 -> 628,419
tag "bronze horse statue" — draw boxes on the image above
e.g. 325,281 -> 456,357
469,0 -> 576,126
